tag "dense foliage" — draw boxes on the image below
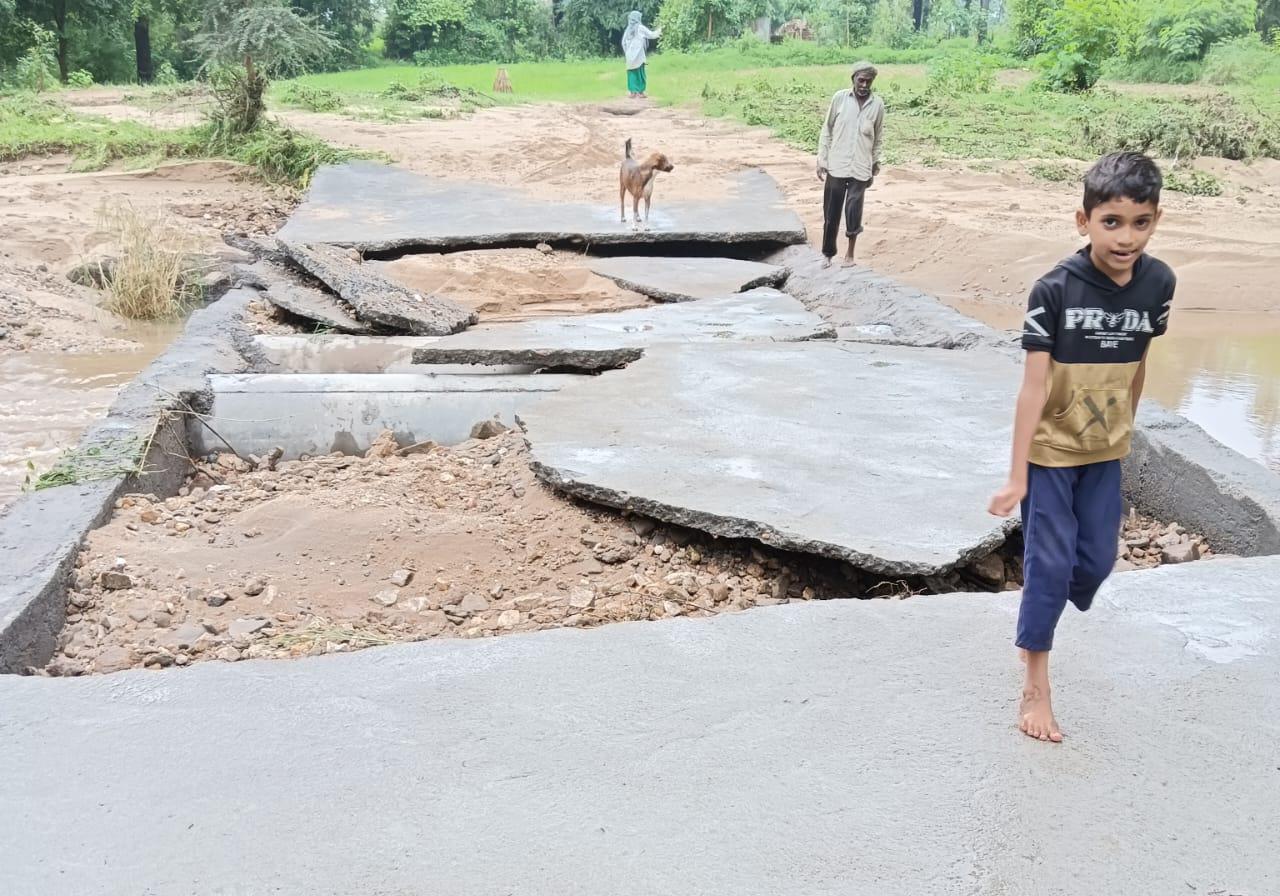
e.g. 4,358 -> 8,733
0,0 -> 1275,89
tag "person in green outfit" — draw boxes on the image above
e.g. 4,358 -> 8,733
622,10 -> 661,98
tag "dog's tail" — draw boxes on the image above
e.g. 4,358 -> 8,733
624,138 -> 633,159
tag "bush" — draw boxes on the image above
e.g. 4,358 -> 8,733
870,0 -> 916,49
927,50 -> 998,95
1102,54 -> 1202,83
154,61 -> 181,86
1035,48 -> 1097,91
13,26 -> 59,93
385,0 -> 556,63
197,119 -> 353,187
66,69 -> 94,89
1164,167 -> 1223,196
280,82 -> 344,112
1201,34 -> 1280,85
98,203 -> 201,321
1081,92 -> 1280,160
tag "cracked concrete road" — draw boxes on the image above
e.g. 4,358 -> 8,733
1,557 -> 1276,895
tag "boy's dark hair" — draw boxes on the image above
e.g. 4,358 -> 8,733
1082,151 -> 1162,215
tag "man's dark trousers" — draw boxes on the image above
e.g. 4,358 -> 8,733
821,174 -> 871,258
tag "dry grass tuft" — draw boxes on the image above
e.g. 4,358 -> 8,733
98,202 -> 203,320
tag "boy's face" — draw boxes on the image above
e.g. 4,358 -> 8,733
1076,197 -> 1162,279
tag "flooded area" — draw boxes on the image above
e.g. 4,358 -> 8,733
0,322 -> 181,506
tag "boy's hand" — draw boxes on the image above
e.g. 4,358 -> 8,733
988,480 -> 1026,517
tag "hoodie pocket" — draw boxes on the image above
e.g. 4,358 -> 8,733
1048,387 -> 1133,452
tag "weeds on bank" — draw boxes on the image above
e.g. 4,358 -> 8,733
0,93 -> 192,165
1164,168 -> 1224,197
0,92 -> 353,188
23,435 -> 151,491
98,203 -> 202,321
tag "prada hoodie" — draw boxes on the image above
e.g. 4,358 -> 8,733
1021,246 -> 1176,467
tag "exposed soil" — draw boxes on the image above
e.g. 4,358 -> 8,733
372,249 -> 652,321
42,429 -> 1213,676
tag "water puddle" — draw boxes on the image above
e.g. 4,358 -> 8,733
948,300 -> 1280,473
0,322 -> 181,507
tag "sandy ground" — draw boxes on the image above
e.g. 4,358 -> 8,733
373,249 -> 652,320
43,428 -> 1214,676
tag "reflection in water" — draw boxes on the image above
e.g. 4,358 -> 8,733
941,301 -> 1280,473
0,322 -> 181,506
1144,315 -> 1280,473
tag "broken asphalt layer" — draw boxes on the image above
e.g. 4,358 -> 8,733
1,556 -> 1275,894
409,289 -> 834,370
585,256 -> 789,303
279,241 -> 477,336
235,260 -> 375,335
523,340 -> 1019,576
275,161 -> 807,252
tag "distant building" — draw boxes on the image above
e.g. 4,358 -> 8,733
775,19 -> 814,42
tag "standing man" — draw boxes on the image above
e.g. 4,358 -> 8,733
816,61 -> 885,268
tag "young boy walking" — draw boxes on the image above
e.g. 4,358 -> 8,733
988,151 -> 1175,743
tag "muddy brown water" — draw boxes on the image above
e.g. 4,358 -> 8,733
0,322 -> 181,505
951,301 -> 1280,474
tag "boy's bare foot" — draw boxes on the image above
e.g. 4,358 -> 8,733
821,257 -> 833,269
1019,687 -> 1063,742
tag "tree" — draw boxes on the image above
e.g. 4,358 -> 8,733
558,0 -> 660,57
384,0 -> 553,62
193,0 -> 338,132
656,0 -> 768,49
1261,0 -> 1280,37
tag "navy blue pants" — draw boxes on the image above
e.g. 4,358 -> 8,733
1017,460 -> 1123,652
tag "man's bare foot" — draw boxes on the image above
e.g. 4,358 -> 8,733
840,258 -> 858,268
822,257 -> 833,269
1019,687 -> 1063,742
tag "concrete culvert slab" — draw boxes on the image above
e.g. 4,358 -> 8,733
278,241 -> 477,336
275,161 -> 807,252
585,256 -> 789,303
410,289 -> 834,371
523,340 -> 1020,576
190,373 -> 574,458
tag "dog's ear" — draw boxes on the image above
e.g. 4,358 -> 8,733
624,138 -> 633,159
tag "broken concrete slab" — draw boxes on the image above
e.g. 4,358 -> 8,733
276,161 -> 807,252
278,241 -> 477,336
252,334 -> 536,375
1125,403 -> 1280,557
410,289 -> 834,371
237,260 -> 375,335
523,340 -> 1018,575
768,245 -> 1013,353
190,373 -> 574,458
585,256 -> 788,303
1,557 -> 1275,893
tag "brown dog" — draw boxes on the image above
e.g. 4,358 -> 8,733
619,138 -> 674,230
